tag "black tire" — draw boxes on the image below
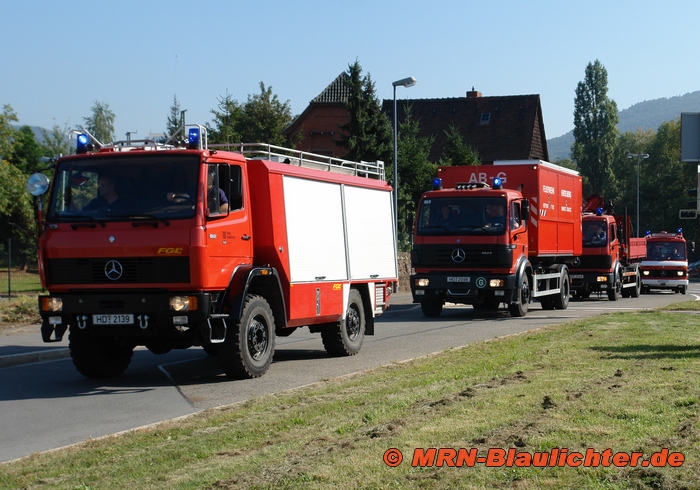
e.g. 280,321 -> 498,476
630,272 -> 641,298
553,269 -> 570,309
607,272 -> 622,301
69,328 -> 134,378
322,289 -> 365,356
539,296 -> 555,310
509,273 -> 530,317
219,294 -> 275,379
421,298 -> 443,318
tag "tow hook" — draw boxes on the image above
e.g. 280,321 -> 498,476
137,314 -> 150,329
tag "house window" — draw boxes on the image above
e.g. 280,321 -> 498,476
480,113 -> 491,125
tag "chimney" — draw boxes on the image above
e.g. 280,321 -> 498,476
467,87 -> 482,98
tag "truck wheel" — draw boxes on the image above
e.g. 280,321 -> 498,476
421,298 -> 443,317
322,289 -> 365,356
509,274 -> 530,317
607,273 -> 622,301
539,297 -> 555,310
219,294 -> 276,379
69,328 -> 134,378
630,272 -> 641,298
553,269 -> 570,309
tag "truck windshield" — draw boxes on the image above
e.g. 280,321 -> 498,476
417,197 -> 507,236
646,242 -> 686,261
47,155 -> 200,222
583,221 -> 608,248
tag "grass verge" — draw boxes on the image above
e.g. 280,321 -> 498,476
1,307 -> 700,489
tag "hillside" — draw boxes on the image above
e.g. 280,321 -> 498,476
547,90 -> 700,161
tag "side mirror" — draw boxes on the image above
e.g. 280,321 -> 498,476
26,173 -> 50,196
521,199 -> 530,222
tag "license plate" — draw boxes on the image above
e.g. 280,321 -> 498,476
570,274 -> 584,279
92,314 -> 134,325
447,277 -> 470,283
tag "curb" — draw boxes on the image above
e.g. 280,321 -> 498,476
0,348 -> 70,369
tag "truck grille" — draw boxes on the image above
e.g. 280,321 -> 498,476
412,244 -> 513,269
47,257 -> 190,285
570,255 -> 612,270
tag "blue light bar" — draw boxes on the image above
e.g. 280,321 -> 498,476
493,177 -> 503,189
187,127 -> 201,149
76,133 -> 90,154
433,178 -> 443,190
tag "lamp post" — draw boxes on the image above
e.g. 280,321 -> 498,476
392,76 -> 416,250
627,153 -> 649,237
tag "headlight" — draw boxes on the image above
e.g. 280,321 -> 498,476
677,271 -> 685,277
169,296 -> 198,312
41,297 -> 63,312
415,278 -> 430,287
643,270 -> 650,276
489,279 -> 504,287
596,276 -> 608,282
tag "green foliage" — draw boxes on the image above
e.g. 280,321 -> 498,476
7,126 -> 43,174
164,95 -> 183,141
394,106 -> 436,249
337,60 -> 393,163
572,60 -> 619,196
439,124 -> 480,166
238,82 -> 296,146
82,100 -> 115,144
208,92 -> 242,144
208,84 -> 295,146
0,161 -> 36,268
0,104 -> 19,159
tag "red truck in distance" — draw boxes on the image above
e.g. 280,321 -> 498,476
27,125 -> 398,379
569,195 -> 646,300
641,230 -> 693,294
410,160 -> 582,318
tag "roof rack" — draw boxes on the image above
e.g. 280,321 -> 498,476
211,142 -> 385,180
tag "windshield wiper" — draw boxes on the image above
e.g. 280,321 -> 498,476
109,214 -> 171,227
54,214 -> 106,229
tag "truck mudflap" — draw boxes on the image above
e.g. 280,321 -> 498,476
38,292 -> 212,344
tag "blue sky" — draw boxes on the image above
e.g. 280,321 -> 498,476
3,0 -> 699,142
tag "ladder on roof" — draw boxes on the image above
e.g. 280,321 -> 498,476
210,142 -> 386,180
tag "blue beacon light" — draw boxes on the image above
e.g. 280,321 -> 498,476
493,177 -> 503,189
187,127 -> 201,149
76,133 -> 90,154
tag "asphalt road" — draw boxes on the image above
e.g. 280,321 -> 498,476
1,288 -> 698,463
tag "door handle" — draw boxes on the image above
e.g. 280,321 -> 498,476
241,235 -> 251,241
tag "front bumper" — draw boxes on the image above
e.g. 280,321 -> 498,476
410,271 -> 518,305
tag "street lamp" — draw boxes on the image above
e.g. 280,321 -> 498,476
392,76 -> 417,250
627,153 -> 649,237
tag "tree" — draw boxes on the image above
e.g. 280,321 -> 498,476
208,92 -> 242,144
338,60 -> 393,163
82,100 -> 115,144
394,106 -> 435,249
0,160 -> 35,269
8,126 -> 43,175
572,60 -> 619,196
440,124 -> 480,166
40,123 -> 71,161
238,82 -> 295,146
164,95 -> 183,141
0,104 -> 19,160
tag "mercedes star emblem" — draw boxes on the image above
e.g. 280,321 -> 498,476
104,260 -> 123,281
451,248 -> 466,263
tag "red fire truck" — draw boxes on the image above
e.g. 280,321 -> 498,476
640,230 -> 692,294
570,195 -> 646,300
410,160 -> 582,317
27,125 -> 398,379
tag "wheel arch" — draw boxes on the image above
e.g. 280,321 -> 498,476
226,265 -> 287,330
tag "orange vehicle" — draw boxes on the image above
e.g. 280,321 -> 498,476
641,230 -> 692,294
569,195 -> 646,300
410,160 -> 582,317
27,125 -> 397,379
